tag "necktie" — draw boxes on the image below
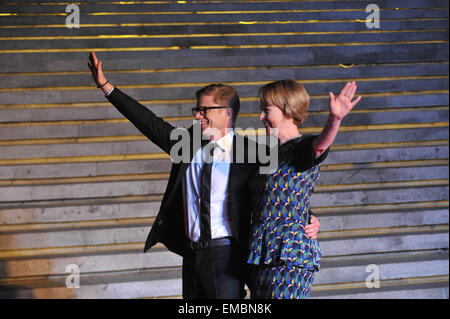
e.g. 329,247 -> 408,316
199,143 -> 216,242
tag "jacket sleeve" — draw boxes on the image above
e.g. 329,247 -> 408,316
106,87 -> 177,154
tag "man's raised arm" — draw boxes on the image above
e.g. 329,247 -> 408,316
88,52 -> 177,154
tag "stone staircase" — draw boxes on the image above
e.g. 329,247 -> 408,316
0,0 -> 448,299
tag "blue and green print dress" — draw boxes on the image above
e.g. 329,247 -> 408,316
247,135 -> 328,299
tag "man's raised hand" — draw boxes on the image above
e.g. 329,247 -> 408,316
88,52 -> 113,94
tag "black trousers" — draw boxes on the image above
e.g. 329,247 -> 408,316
182,240 -> 243,299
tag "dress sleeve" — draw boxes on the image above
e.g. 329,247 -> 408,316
292,135 -> 329,172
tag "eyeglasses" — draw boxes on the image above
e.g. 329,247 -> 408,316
192,106 -> 228,116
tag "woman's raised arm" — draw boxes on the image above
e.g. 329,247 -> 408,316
312,81 -> 362,158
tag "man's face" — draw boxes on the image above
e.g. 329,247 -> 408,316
195,94 -> 231,141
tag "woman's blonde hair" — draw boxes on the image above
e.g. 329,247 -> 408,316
259,79 -> 310,126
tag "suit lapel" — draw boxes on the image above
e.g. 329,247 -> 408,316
172,124 -> 202,188
228,134 -> 241,235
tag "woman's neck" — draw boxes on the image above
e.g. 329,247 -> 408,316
277,125 -> 301,144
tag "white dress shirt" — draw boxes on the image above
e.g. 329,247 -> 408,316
105,86 -> 115,96
183,130 -> 234,241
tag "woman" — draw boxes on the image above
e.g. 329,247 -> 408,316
247,79 -> 361,299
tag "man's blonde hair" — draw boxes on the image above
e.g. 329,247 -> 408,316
259,79 -> 310,126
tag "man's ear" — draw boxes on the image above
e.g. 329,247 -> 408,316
226,107 -> 233,119
226,108 -> 234,126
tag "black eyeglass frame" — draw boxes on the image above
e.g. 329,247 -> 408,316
191,106 -> 228,116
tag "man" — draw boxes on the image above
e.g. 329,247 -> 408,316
88,52 -> 320,298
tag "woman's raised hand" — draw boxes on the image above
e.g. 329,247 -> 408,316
329,81 -> 362,120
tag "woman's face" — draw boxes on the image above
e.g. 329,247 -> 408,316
259,104 -> 285,136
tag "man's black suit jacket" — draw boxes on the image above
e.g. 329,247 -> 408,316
107,88 -> 261,282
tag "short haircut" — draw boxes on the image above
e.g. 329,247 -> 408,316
258,79 -> 310,126
196,83 -> 240,127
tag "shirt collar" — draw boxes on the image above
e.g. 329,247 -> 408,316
214,129 -> 234,153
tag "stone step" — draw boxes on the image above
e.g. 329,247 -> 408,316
0,223 -> 447,260
0,201 -> 447,239
0,224 -> 151,250
0,165 -> 447,202
1,144 -> 447,178
321,165 -> 449,185
1,61 -> 448,89
1,92 -> 447,125
0,145 -> 446,184
0,160 -> 447,192
1,48 -> 448,74
1,42 -> 447,69
0,124 -> 447,162
0,19 -> 448,39
2,0 -> 448,12
318,205 -> 449,232
315,250 -> 449,284
311,276 -> 449,299
0,145 -> 448,170
0,248 -> 182,278
0,118 -> 447,159
311,249 -> 449,297
3,29 -> 448,52
0,140 -> 447,179
0,248 -> 447,298
1,75 -> 447,105
0,124 -> 448,170
4,274 -> 445,299
1,93 -> 446,118
319,228 -> 449,257
0,179 -> 168,202
0,244 -> 446,280
0,10 -> 448,28
327,144 -> 448,164
311,185 -> 448,207
0,202 -> 448,250
0,190 -> 446,223
0,200 -> 161,225
2,44 -> 447,69
1,5 -> 446,18
0,222 -> 434,251
1,66 -> 447,93
6,0 -> 449,7
0,187 -> 446,223
0,86 -> 447,118
0,44 -> 448,88
0,108 -> 447,141
0,159 -> 172,180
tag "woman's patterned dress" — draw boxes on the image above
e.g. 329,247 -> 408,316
247,135 -> 328,299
